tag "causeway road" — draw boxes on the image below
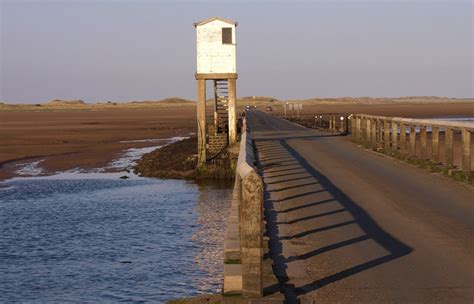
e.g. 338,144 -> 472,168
246,110 -> 474,303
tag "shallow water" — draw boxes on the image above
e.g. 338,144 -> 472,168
0,172 -> 231,303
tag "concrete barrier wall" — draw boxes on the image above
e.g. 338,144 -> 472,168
352,114 -> 473,175
223,117 -> 264,297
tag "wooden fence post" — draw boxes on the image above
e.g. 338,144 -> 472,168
399,122 -> 406,153
371,119 -> 377,149
384,119 -> 390,152
445,128 -> 453,168
391,121 -> 398,151
356,116 -> 361,141
461,129 -> 471,174
377,119 -> 383,149
432,127 -> 439,162
366,118 -> 371,145
420,126 -> 427,159
410,125 -> 416,156
351,116 -> 356,139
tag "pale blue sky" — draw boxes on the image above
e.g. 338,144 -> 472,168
1,0 -> 472,103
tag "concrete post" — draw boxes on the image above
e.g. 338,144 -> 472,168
240,171 -> 263,297
197,79 -> 207,164
329,116 -> 333,131
420,126 -> 427,159
399,122 -> 406,153
391,121 -> 398,151
445,128 -> 454,168
461,128 -> 471,174
432,126 -> 439,162
236,174 -> 243,224
410,125 -> 416,156
384,119 -> 390,152
228,78 -> 237,146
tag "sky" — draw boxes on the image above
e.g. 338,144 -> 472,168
1,0 -> 473,103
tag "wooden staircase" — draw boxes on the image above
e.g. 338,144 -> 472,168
214,80 -> 229,133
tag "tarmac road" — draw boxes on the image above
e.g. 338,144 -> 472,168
246,110 -> 474,303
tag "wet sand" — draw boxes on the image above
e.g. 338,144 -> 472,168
1,100 -> 472,181
0,106 -> 196,180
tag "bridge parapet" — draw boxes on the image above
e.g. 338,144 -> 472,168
352,114 -> 473,175
223,118 -> 264,297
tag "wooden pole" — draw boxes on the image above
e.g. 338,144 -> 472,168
461,128 -> 471,174
213,80 -> 219,131
366,118 -> 371,145
351,116 -> 357,140
371,119 -> 377,149
399,122 -> 406,153
432,126 -> 439,162
384,119 -> 390,152
228,78 -> 237,145
445,128 -> 453,168
345,116 -> 349,135
197,79 -> 207,164
377,119 -> 383,149
356,116 -> 361,141
410,125 -> 416,156
391,121 -> 398,151
420,126 -> 427,159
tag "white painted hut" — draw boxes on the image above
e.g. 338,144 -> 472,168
194,17 -> 237,74
194,17 -> 239,164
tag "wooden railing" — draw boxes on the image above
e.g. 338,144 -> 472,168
284,113 -> 350,134
352,114 -> 473,174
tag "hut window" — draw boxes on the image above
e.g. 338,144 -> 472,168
222,28 -> 232,44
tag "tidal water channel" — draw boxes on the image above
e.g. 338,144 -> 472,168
0,147 -> 231,302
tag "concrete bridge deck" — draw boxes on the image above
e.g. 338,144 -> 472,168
246,110 -> 474,303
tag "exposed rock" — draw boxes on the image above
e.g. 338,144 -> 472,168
134,137 -> 198,179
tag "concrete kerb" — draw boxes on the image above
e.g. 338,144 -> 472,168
223,117 -> 264,298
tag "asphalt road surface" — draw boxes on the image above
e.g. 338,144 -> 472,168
246,110 -> 474,303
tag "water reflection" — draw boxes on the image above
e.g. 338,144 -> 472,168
192,180 -> 232,293
0,175 -> 232,302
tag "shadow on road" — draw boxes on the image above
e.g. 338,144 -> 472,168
257,136 -> 413,303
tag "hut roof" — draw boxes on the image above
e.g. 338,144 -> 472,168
194,16 -> 237,27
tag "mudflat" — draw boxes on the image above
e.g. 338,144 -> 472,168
0,105 -> 196,180
1,99 -> 472,181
